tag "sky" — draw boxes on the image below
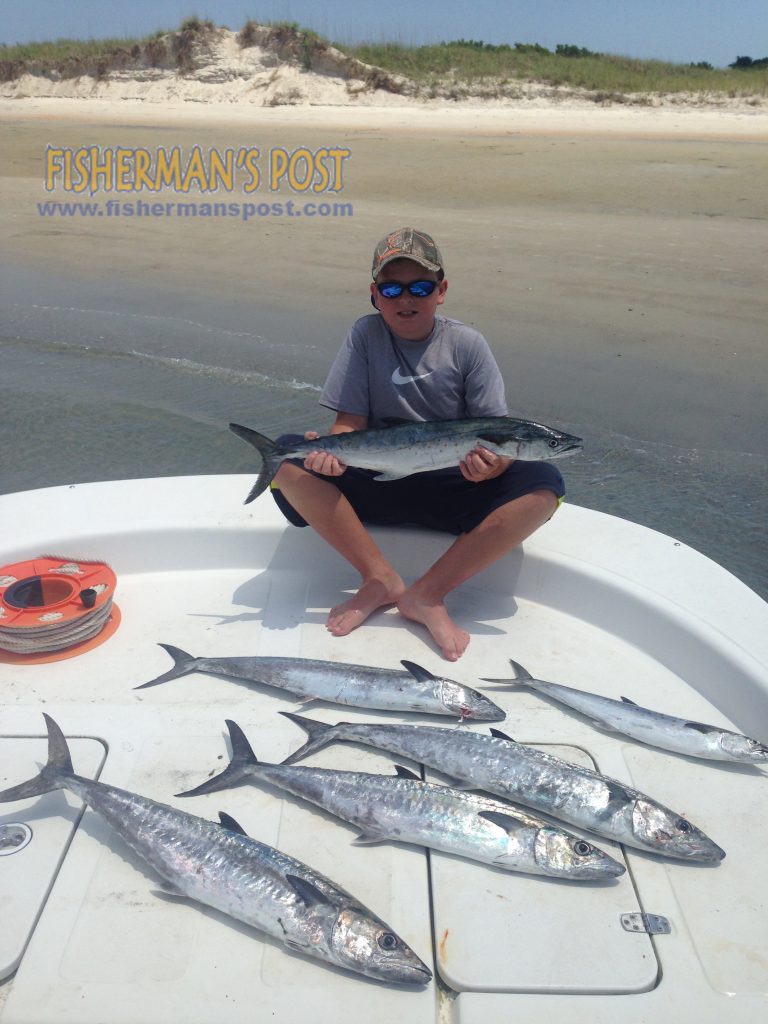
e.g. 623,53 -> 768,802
1,0 -> 766,69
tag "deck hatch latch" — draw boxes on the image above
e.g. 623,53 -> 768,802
621,912 -> 670,935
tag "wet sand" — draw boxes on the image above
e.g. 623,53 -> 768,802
2,98 -> 766,456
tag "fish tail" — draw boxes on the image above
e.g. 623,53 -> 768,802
481,657 -> 534,686
229,423 -> 283,504
279,712 -> 338,764
134,644 -> 199,690
175,719 -> 257,797
0,714 -> 72,802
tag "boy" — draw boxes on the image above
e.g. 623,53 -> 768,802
271,227 -> 565,661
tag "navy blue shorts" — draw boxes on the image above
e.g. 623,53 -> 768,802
270,433 -> 565,536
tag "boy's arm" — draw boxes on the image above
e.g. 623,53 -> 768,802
329,412 -> 368,434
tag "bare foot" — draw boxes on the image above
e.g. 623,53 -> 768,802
396,588 -> 470,661
327,573 -> 406,636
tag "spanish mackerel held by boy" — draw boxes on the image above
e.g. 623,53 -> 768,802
489,659 -> 768,763
230,417 -> 583,503
280,714 -> 725,863
178,720 -> 624,881
0,715 -> 430,985
136,644 -> 505,721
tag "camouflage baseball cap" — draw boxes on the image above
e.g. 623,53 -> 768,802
371,227 -> 444,279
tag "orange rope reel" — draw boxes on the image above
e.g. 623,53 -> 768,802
0,556 -> 119,658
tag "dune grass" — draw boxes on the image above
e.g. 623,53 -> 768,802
1,20 -> 766,99
346,40 -> 768,98
0,38 -> 142,62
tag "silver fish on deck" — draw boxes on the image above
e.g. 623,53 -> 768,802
136,644 -> 505,721
230,416 -> 582,503
280,713 -> 725,863
177,720 -> 625,882
487,659 -> 768,763
0,715 -> 431,985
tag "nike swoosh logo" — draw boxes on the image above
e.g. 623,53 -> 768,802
391,366 -> 434,385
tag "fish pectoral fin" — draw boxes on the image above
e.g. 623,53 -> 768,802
683,721 -> 718,734
492,853 -> 523,868
620,696 -> 639,706
152,882 -> 190,902
490,727 -> 517,743
371,471 -> 411,482
475,432 -> 506,448
394,764 -> 420,781
602,779 -> 633,811
353,831 -> 389,846
449,779 -> 484,791
400,660 -> 436,682
478,810 -> 530,835
285,874 -> 332,907
589,718 -> 620,733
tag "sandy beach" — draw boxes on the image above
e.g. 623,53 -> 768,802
1,84 -> 766,594
2,95 -> 766,443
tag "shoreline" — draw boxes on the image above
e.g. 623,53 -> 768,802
2,96 -> 768,141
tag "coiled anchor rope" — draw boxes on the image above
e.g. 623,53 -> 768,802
0,556 -> 117,655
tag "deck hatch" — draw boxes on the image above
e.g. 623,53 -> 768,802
428,743 -> 659,994
0,735 -> 107,982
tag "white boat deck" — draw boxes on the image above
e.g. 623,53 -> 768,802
0,475 -> 766,1024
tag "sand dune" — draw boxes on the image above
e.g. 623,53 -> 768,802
2,25 -> 765,120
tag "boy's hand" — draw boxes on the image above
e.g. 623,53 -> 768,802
303,431 -> 347,476
460,446 -> 511,483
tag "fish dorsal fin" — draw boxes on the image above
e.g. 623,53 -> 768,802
620,696 -> 639,706
286,874 -> 331,907
401,660 -> 436,682
381,416 -> 413,426
478,810 -> 528,835
394,764 -> 420,781
684,721 -> 718,734
218,811 -> 248,836
490,728 -> 516,743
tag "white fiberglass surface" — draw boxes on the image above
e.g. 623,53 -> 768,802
0,478 -> 766,1022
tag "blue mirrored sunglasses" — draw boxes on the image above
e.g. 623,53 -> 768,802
376,279 -> 439,299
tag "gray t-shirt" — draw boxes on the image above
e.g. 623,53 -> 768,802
320,314 -> 507,427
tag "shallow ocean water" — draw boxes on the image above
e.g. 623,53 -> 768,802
2,329 -> 765,603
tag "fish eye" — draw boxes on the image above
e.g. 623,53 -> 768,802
572,840 -> 593,857
378,932 -> 399,951
548,439 -> 559,448
676,819 -> 692,833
